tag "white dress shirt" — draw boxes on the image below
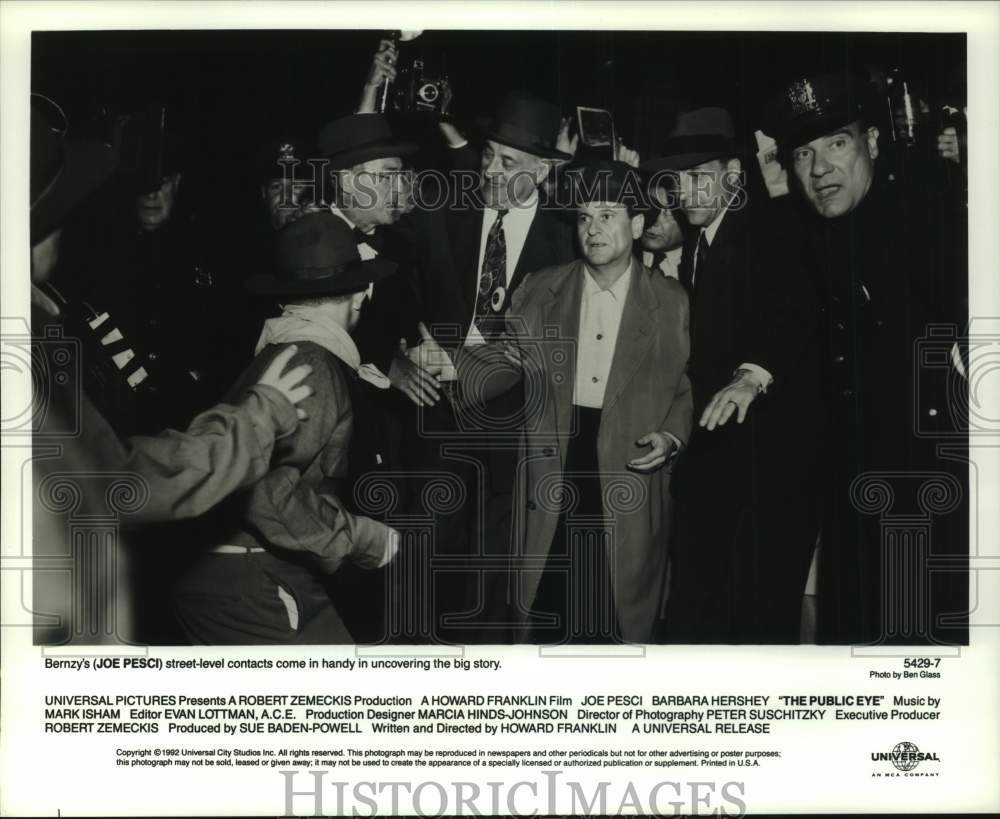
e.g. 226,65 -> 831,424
642,246 -> 683,280
464,194 -> 540,347
326,206 -> 386,386
329,206 -> 378,260
475,194 -> 539,287
573,263 -> 633,408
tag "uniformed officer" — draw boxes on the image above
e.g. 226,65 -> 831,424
767,69 -> 968,646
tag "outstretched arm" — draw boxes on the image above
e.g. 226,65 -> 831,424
120,345 -> 312,523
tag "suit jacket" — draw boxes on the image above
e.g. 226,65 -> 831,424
394,192 -> 576,349
674,197 -> 819,497
457,260 -> 693,642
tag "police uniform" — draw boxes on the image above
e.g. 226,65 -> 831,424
770,71 -> 968,646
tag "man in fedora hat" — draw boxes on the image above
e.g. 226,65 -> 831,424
642,106 -> 820,644
767,69 -> 968,646
446,159 -> 692,644
174,211 -> 402,644
315,112 -> 431,405
29,94 -> 315,644
405,89 -> 580,641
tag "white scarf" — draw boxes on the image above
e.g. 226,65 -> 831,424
254,302 -> 390,389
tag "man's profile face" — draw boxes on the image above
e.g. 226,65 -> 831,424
135,172 -> 181,232
342,156 -> 411,226
677,158 -> 739,228
640,206 -> 685,253
480,140 -> 547,209
790,121 -> 878,219
576,201 -> 642,268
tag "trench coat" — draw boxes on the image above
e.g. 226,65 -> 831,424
457,259 -> 692,642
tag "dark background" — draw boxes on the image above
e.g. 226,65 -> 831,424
33,28 -> 966,154
32,29 -> 966,270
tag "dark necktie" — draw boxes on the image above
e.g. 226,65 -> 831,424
475,209 -> 508,334
694,230 -> 710,285
650,249 -> 667,272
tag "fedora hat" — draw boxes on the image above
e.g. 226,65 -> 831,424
476,91 -> 573,160
640,107 -> 739,173
317,113 -> 418,170
247,211 -> 397,297
559,159 -> 653,211
765,71 -> 882,154
30,94 -> 118,242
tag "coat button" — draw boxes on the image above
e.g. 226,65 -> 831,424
928,408 -> 938,417
833,355 -> 845,364
842,388 -> 854,398
526,500 -> 537,511
836,322 -> 845,331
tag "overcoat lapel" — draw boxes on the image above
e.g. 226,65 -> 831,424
448,205 -> 485,320
540,262 -> 584,458
602,265 -> 658,416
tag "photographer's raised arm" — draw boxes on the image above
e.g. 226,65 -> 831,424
356,38 -> 398,114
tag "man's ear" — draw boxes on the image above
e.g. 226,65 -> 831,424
630,212 -> 645,240
534,159 -> 553,187
350,289 -> 368,312
865,126 -> 880,160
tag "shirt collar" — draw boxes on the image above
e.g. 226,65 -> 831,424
329,205 -> 376,236
702,198 -> 732,246
583,259 -> 633,300
490,191 -> 539,218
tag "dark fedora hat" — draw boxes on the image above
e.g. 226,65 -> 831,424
560,159 -> 652,211
476,91 -> 573,160
30,94 -> 118,242
765,71 -> 883,153
317,113 -> 418,170
640,107 -> 739,173
247,211 -> 397,297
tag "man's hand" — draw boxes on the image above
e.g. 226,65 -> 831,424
357,39 -> 398,114
556,117 -> 580,159
406,321 -> 453,377
379,527 -> 401,568
628,432 -> 676,473
616,140 -> 640,168
389,338 -> 441,407
257,344 -> 313,420
699,370 -> 760,430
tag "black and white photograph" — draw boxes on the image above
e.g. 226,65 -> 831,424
2,2 -> 998,816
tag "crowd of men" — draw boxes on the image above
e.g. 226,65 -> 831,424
30,37 -> 969,647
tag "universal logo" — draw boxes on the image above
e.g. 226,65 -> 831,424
871,741 -> 941,777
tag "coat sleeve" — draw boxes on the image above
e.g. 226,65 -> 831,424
244,464 -> 391,573
240,346 -> 392,574
659,288 -> 694,447
662,371 -> 694,447
119,383 -> 298,524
